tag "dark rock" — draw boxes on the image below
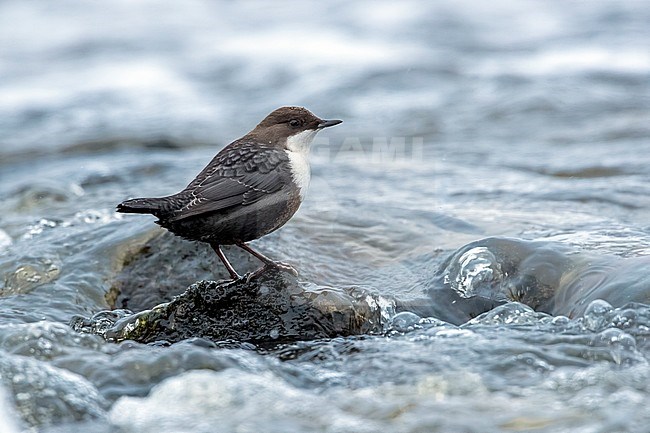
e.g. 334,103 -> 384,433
76,267 -> 391,346
108,231 -> 259,311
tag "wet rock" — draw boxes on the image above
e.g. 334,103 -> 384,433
2,258 -> 60,297
103,233 -> 650,338
550,257 -> 650,317
109,231 -> 259,311
9,182 -> 84,212
75,267 -> 390,345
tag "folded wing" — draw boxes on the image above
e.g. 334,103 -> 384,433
166,141 -> 290,222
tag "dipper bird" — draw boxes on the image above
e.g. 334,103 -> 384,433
117,107 -> 342,279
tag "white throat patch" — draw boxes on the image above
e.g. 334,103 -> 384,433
285,129 -> 318,200
286,129 -> 318,153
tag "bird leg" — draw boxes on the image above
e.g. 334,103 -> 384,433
210,244 -> 241,280
235,242 -> 298,277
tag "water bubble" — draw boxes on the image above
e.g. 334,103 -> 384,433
22,218 -> 58,239
582,299 -> 614,332
69,310 -> 133,337
598,328 -> 636,348
74,209 -> 115,224
390,311 -> 421,333
610,309 -> 637,329
447,247 -> 502,299
590,328 -> 638,365
551,315 -> 570,326
418,317 -> 449,327
466,302 -> 541,326
584,299 -> 614,316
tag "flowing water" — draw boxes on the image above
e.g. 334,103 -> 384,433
1,1 -> 650,432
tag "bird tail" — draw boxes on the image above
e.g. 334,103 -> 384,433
116,197 -> 166,215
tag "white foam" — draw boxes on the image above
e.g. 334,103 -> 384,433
0,230 -> 12,252
0,386 -> 21,433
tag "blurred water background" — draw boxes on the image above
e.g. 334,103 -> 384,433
1,1 -> 650,432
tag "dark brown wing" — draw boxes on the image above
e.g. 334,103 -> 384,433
165,140 -> 290,222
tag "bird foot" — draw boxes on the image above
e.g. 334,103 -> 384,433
270,261 -> 299,276
244,262 -> 298,283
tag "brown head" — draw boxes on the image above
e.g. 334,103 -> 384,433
246,106 -> 342,150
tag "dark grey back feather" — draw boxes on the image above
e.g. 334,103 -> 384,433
164,140 -> 291,222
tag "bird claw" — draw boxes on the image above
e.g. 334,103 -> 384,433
243,271 -> 257,284
271,261 -> 299,276
244,261 -> 298,283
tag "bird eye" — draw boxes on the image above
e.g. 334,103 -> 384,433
289,119 -> 301,128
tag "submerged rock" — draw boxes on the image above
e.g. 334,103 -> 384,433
423,237 -> 580,324
426,237 -> 650,323
74,267 -> 391,345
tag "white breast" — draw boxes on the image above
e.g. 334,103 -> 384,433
285,129 -> 317,200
